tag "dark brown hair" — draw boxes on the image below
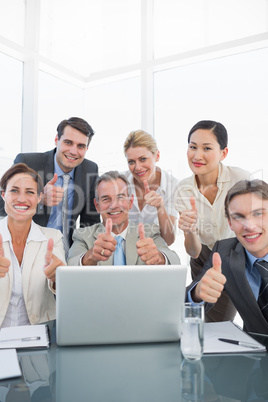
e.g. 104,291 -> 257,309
225,179 -> 268,219
0,163 -> 44,195
57,117 -> 94,145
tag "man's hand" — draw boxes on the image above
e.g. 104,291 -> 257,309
179,196 -> 198,234
193,252 -> 226,303
143,180 -> 164,210
42,174 -> 64,207
82,219 -> 117,265
136,223 -> 165,265
0,234 -> 10,278
43,238 -> 64,282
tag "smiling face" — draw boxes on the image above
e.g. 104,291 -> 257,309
126,146 -> 160,184
228,193 -> 268,258
94,178 -> 134,234
187,129 -> 228,177
55,125 -> 89,173
1,173 -> 42,223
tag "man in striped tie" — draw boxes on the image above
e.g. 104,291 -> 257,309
187,179 -> 268,334
68,171 -> 180,267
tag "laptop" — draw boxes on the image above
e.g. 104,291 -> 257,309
56,265 -> 187,346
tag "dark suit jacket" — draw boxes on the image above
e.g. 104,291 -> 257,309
0,149 -> 100,244
186,237 -> 268,334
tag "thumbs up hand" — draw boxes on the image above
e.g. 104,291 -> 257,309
91,218 -> 117,263
193,252 -> 226,303
43,238 -> 64,282
136,223 -> 165,265
143,180 -> 164,210
0,234 -> 10,278
42,173 -> 64,206
178,196 -> 198,234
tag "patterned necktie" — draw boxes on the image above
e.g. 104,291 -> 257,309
114,236 -> 126,266
62,174 -> 70,259
254,260 -> 268,321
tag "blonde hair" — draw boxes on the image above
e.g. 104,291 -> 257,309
124,130 -> 158,156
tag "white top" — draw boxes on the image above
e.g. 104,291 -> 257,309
174,163 -> 250,250
123,169 -> 179,225
1,220 -> 47,328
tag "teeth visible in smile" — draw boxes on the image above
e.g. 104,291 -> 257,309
245,234 -> 260,239
109,212 -> 121,215
66,156 -> 76,160
14,206 -> 29,210
137,173 -> 146,177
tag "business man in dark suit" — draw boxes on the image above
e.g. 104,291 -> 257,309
187,179 -> 268,334
0,117 -> 100,249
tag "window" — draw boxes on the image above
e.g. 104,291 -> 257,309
0,52 -> 22,177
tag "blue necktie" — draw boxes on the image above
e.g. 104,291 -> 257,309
114,236 -> 126,266
254,260 -> 268,321
62,174 -> 70,259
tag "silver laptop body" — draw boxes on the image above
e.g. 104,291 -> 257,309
56,265 -> 187,346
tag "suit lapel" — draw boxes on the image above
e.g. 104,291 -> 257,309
22,241 -> 42,297
227,243 -> 265,320
36,149 -> 55,225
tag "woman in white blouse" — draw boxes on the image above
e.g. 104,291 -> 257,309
175,120 -> 250,322
0,163 -> 65,328
123,130 -> 179,246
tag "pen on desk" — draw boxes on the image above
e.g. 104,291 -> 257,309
0,336 -> 41,342
218,338 -> 261,349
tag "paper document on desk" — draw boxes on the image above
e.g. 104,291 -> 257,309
0,324 -> 50,350
204,321 -> 266,354
0,349 -> 21,380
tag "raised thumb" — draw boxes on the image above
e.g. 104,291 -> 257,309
212,252 -> 222,273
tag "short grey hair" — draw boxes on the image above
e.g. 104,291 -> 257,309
95,171 -> 131,200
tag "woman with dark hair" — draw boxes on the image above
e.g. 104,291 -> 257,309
175,120 -> 250,322
0,163 -> 65,328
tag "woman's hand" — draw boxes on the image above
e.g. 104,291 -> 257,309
143,180 -> 164,210
178,196 -> 198,234
43,238 -> 64,282
0,235 -> 10,278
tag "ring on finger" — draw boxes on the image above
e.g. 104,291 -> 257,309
101,249 -> 105,256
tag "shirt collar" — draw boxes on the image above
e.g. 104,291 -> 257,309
54,153 -> 75,180
1,217 -> 47,244
216,163 -> 231,184
112,226 -> 128,240
245,249 -> 268,273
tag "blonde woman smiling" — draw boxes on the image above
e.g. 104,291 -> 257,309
123,130 -> 179,246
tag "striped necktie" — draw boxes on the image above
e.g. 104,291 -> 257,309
254,260 -> 268,321
62,174 -> 70,259
114,236 -> 126,266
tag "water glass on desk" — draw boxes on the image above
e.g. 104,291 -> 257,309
180,303 -> 204,360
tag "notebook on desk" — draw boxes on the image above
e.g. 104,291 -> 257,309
56,265 -> 187,346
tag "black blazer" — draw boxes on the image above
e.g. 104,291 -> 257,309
186,237 -> 268,334
0,149 -> 100,244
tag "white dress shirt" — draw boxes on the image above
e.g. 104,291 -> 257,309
123,169 -> 179,224
1,220 -> 47,328
174,163 -> 250,250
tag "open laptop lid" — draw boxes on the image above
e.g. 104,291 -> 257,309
56,265 -> 187,346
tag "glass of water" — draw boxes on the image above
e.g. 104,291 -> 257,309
180,303 -> 204,360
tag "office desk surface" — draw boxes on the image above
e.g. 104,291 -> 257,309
0,321 -> 267,402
